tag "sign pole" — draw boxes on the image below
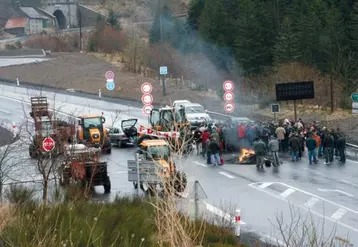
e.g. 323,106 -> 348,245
294,100 -> 297,122
194,180 -> 199,219
274,112 -> 276,122
136,153 -> 140,195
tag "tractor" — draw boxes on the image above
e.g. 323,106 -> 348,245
130,138 -> 187,196
76,114 -> 112,154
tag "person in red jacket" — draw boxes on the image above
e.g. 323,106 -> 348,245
201,129 -> 210,157
238,123 -> 246,139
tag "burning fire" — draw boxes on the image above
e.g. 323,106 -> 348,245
238,149 -> 255,163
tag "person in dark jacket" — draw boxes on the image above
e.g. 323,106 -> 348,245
323,133 -> 334,164
253,138 -> 267,168
336,133 -> 346,164
297,132 -> 305,160
208,137 -> 220,166
289,134 -> 300,162
306,134 -> 318,165
193,128 -> 202,155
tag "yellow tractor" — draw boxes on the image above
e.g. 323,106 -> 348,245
77,114 -> 112,154
130,138 -> 187,196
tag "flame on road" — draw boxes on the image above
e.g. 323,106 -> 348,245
238,148 -> 255,163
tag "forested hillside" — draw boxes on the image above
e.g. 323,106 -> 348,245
149,0 -> 358,108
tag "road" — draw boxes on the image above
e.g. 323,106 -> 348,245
0,83 -> 357,245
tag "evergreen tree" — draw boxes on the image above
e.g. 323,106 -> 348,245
187,0 -> 205,30
273,16 -> 301,65
348,2 -> 358,54
149,5 -> 174,44
107,10 -> 121,30
235,0 -> 275,75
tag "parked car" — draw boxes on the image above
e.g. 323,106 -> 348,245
182,103 -> 211,129
173,100 -> 191,109
107,119 -> 138,148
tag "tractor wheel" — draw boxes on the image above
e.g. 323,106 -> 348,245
103,176 -> 111,193
173,171 -> 187,193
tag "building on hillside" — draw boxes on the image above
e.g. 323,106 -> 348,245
4,7 -> 56,36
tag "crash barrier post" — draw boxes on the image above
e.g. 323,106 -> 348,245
235,209 -> 241,241
98,89 -> 102,99
194,180 -> 199,220
16,78 -> 20,86
136,153 -> 140,195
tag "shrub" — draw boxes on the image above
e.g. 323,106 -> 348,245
5,44 -> 17,50
4,184 -> 36,207
15,41 -> 22,49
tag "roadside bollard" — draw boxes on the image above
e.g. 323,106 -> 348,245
235,209 -> 241,241
16,78 -> 20,86
98,89 -> 102,99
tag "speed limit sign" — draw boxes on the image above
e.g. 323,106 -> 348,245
223,80 -> 234,92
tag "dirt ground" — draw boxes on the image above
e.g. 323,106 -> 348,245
0,52 -> 358,143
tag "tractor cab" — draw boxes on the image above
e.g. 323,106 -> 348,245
149,107 -> 187,132
78,114 -> 106,145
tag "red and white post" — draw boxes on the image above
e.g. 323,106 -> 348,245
235,209 -> 241,240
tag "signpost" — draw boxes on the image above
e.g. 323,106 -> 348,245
141,82 -> 154,116
160,66 -> 168,75
106,79 -> 115,91
271,103 -> 280,121
224,92 -> 235,102
42,137 -> 55,152
187,181 -> 207,220
223,80 -> 234,92
159,66 -> 167,96
105,70 -> 115,80
142,105 -> 153,116
351,93 -> 358,114
275,81 -> 314,121
224,103 -> 235,113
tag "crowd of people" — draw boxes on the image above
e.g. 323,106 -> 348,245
193,118 -> 347,168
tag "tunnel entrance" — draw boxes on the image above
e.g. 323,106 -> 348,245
53,10 -> 66,29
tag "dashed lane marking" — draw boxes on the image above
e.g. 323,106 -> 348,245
304,197 -> 319,208
331,208 -> 348,221
280,188 -> 296,198
317,188 -> 354,197
218,171 -> 235,179
0,109 -> 10,114
194,161 -> 208,167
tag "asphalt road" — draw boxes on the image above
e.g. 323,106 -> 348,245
0,84 -> 357,245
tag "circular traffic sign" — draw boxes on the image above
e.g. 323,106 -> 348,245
105,70 -> 115,80
106,80 -> 115,91
224,103 -> 235,113
141,82 -> 152,94
223,91 -> 235,102
42,137 -> 55,152
142,105 -> 153,116
141,93 -> 153,105
223,80 -> 234,92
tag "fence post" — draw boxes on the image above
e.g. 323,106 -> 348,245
235,209 -> 241,241
194,180 -> 199,220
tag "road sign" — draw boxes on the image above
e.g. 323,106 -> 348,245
160,66 -> 168,75
142,105 -> 153,116
141,93 -> 153,105
223,91 -> 235,102
223,80 -> 234,92
106,80 -> 115,91
276,81 -> 314,101
42,137 -> 55,152
271,103 -> 280,113
105,70 -> 115,80
351,93 -> 358,102
141,82 -> 152,94
224,103 -> 235,113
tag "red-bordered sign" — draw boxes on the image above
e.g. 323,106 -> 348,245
105,70 -> 115,80
224,103 -> 235,113
223,91 -> 235,102
42,137 -> 55,152
142,105 -> 153,116
141,93 -> 153,105
223,80 -> 234,92
141,82 -> 153,94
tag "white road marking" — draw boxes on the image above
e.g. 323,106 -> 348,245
109,171 -> 127,174
259,182 -> 272,189
218,172 -> 235,179
280,188 -> 295,198
304,197 -> 319,208
203,201 -> 246,225
331,208 -> 348,221
20,116 -> 34,123
340,179 -> 358,188
0,109 -> 10,114
248,182 -> 358,233
318,188 -> 354,197
194,161 -> 208,167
